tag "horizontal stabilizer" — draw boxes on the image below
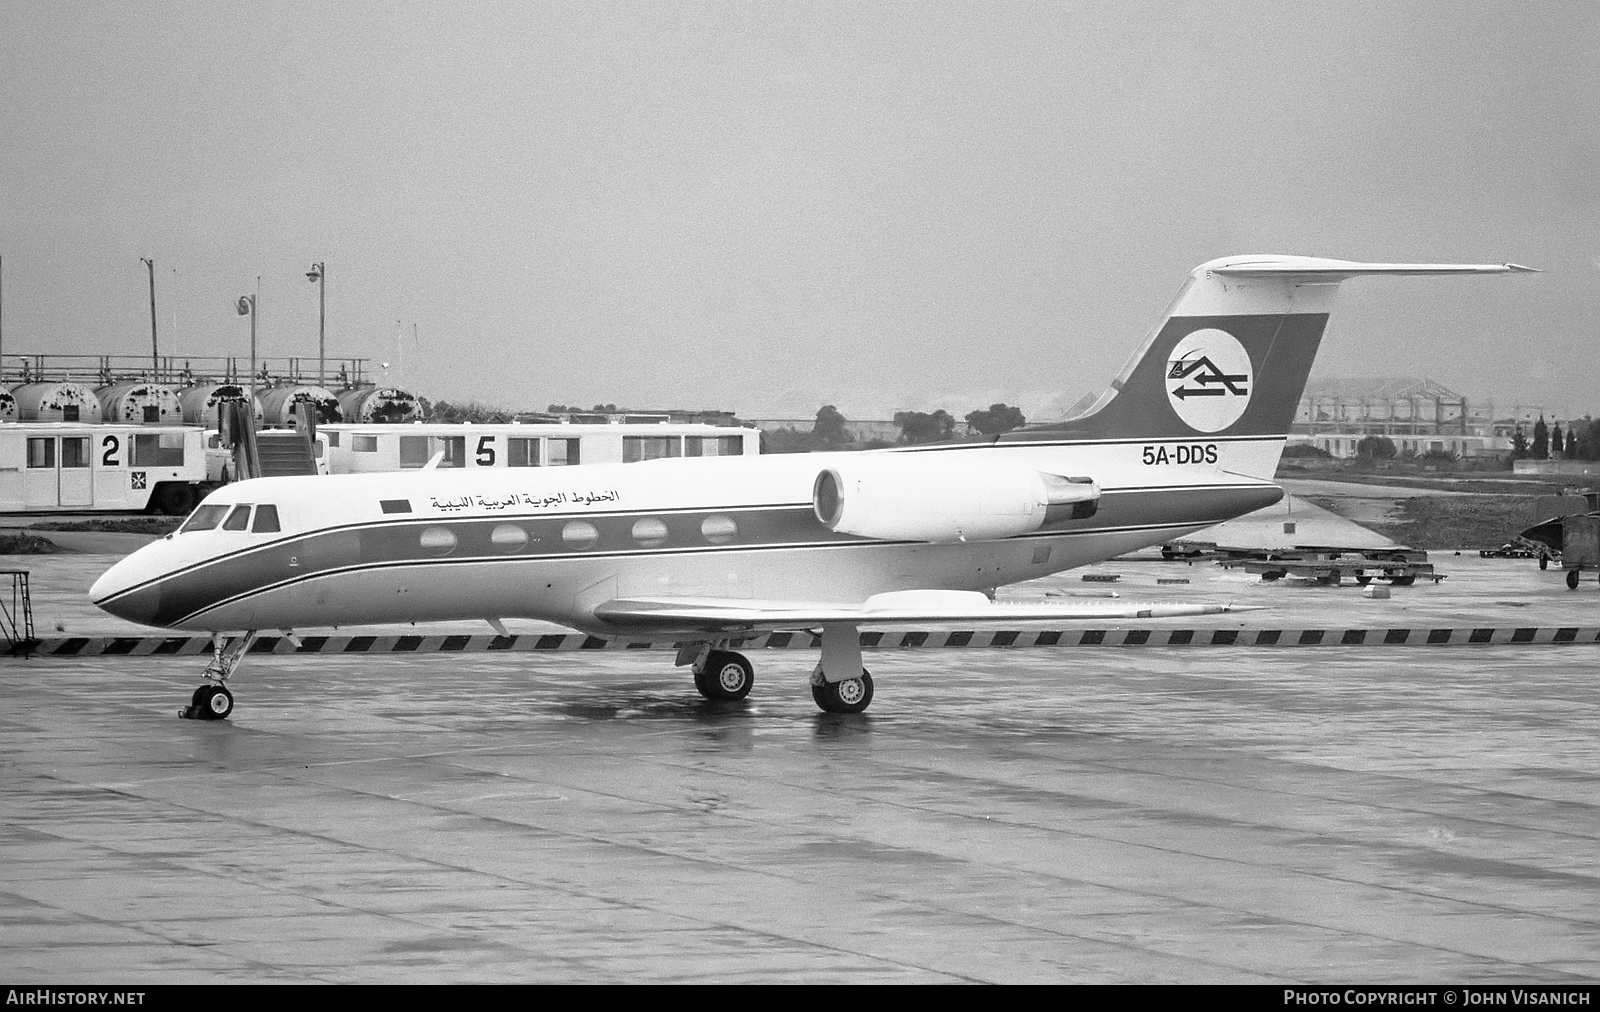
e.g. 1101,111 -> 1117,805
1208,257 -> 1537,279
593,592 -> 1258,633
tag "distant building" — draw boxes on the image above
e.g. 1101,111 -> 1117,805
1291,377 -> 1555,458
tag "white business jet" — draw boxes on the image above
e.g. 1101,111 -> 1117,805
90,255 -> 1532,719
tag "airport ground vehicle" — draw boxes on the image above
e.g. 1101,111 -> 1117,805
0,423 -> 211,515
317,421 -> 758,475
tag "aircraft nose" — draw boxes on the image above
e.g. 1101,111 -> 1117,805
89,554 -> 165,627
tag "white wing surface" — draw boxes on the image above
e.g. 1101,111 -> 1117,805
592,589 -> 1257,634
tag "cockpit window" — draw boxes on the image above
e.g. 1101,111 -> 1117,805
252,505 -> 281,533
222,505 -> 252,531
179,504 -> 230,532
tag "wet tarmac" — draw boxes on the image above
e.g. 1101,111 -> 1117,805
4,638 -> 1599,982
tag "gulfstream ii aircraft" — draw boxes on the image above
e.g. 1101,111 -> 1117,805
91,255 -> 1531,718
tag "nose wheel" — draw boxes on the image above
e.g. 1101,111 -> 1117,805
182,684 -> 234,720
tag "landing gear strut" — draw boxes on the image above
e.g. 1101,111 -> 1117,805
181,631 -> 257,720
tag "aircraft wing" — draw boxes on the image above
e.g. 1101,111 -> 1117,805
591,589 -> 1257,634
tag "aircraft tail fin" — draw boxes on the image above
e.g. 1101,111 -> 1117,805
1006,255 -> 1534,475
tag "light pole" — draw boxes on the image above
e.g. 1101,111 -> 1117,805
237,292 -> 256,414
140,257 -> 159,377
306,262 -> 325,385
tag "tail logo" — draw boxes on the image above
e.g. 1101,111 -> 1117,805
1166,329 -> 1253,433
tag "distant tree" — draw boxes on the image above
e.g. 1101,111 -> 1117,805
1552,422 -> 1565,457
592,403 -> 618,412
762,427 -> 822,454
1281,443 -> 1333,459
426,399 -> 514,424
1567,429 -> 1579,456
1533,416 -> 1549,459
1420,446 -> 1457,464
894,409 -> 957,445
812,405 -> 850,446
1355,434 -> 1397,460
1573,417 -> 1600,461
1510,426 -> 1530,459
964,403 -> 1026,436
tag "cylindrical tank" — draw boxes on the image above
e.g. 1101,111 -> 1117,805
258,384 -> 343,429
11,382 -> 103,423
95,382 -> 184,425
0,389 -> 16,422
178,384 -> 264,429
335,385 -> 421,423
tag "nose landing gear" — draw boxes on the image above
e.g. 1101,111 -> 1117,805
180,631 -> 257,720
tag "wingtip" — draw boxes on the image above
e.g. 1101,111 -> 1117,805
1505,263 -> 1541,273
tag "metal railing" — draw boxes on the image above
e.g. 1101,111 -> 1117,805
2,354 -> 373,390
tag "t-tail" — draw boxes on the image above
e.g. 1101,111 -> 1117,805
1003,255 -> 1535,479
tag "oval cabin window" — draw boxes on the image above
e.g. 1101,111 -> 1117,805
701,515 -> 738,545
419,526 -> 458,555
561,520 -> 599,551
631,517 -> 669,548
490,524 -> 529,552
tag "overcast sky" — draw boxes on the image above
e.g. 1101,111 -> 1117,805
2,1 -> 1595,420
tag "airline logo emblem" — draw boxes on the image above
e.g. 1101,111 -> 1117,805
1166,329 -> 1252,433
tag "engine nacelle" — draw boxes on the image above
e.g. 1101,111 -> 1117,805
812,456 -> 1098,543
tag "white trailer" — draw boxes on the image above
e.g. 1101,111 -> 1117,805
0,423 -> 212,515
318,421 -> 759,475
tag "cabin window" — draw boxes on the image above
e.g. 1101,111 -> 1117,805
623,436 -> 681,462
686,436 -> 743,457
399,436 -> 430,468
252,505 -> 281,533
380,499 -> 412,514
419,526 -> 458,555
490,523 -> 529,551
631,517 -> 669,548
180,504 -> 229,532
547,439 -> 580,467
61,438 -> 90,468
326,431 -> 341,447
352,435 -> 378,452
701,515 -> 738,544
561,520 -> 599,550
26,438 -> 54,468
507,438 -> 540,467
132,433 -> 184,466
222,505 -> 252,531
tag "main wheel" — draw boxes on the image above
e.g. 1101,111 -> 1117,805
698,651 -> 753,701
1389,575 -> 1416,586
1567,569 -> 1581,590
812,670 -> 874,714
1539,555 -> 1550,571
1355,574 -> 1372,585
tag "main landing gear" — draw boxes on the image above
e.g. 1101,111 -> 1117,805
693,649 -> 755,701
680,624 -> 877,714
810,669 -> 874,714
180,631 -> 257,720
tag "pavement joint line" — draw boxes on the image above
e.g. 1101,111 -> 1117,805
14,627 -> 1600,656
